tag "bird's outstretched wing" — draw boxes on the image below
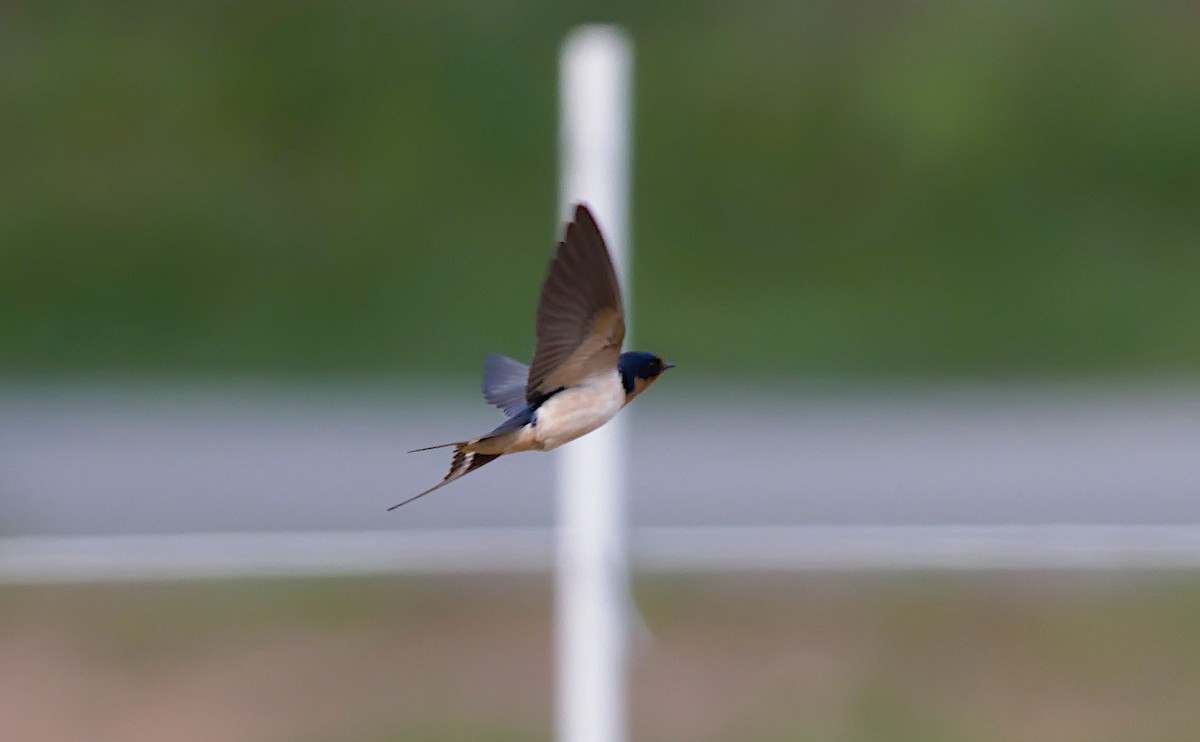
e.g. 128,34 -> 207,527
482,353 -> 530,417
525,204 -> 625,408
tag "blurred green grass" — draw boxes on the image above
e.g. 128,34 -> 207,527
4,573 -> 1200,741
2,0 -> 1198,380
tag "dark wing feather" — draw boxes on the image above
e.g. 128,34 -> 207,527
525,204 -> 625,407
481,354 -> 530,417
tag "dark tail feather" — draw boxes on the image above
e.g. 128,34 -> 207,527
389,444 -> 501,511
407,441 -> 461,454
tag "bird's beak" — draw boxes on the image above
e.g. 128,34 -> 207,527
663,362 -> 676,370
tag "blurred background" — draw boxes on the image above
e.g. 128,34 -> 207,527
3,1 -> 1200,740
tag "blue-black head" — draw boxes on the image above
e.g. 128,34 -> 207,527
618,351 -> 675,398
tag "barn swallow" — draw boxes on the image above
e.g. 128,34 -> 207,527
391,204 -> 673,510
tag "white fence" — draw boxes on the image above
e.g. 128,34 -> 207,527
7,525 -> 1200,584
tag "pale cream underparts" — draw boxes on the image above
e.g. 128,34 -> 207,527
470,370 -> 658,455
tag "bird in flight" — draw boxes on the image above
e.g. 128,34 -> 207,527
391,204 -> 673,510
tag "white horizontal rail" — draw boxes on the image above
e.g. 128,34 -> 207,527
6,525 -> 1200,583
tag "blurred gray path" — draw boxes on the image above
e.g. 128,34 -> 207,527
3,382 -> 1200,538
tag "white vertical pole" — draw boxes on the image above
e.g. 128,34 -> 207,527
556,25 -> 632,742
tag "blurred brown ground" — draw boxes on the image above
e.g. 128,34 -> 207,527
2,573 -> 1199,742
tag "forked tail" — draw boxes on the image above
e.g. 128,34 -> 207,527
390,442 -> 500,510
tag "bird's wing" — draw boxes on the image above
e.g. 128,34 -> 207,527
481,353 -> 530,417
525,204 -> 625,408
